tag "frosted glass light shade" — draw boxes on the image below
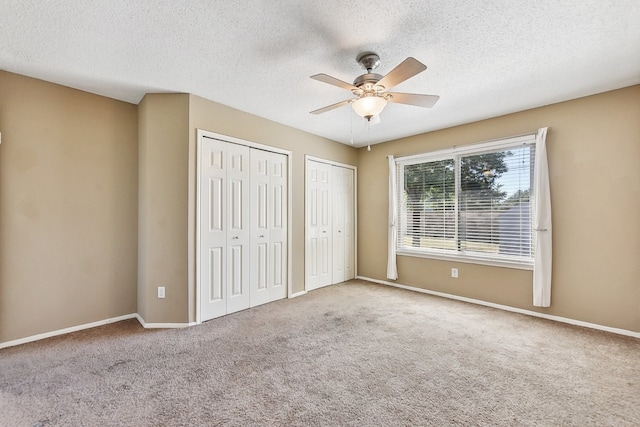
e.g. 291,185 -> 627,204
352,96 -> 387,118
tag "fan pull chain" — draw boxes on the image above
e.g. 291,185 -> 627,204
366,117 -> 371,151
350,110 -> 354,145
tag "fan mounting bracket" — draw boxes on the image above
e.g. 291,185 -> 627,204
356,52 -> 381,72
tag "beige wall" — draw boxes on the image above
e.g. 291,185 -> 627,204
0,71 -> 138,342
357,85 -> 640,332
137,94 -> 190,323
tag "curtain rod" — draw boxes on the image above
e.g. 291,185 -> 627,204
451,129 -> 541,150
391,128 -> 545,161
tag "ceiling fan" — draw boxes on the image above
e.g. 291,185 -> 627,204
310,52 -> 439,121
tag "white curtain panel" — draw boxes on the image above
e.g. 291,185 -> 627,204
387,155 -> 398,280
533,127 -> 552,307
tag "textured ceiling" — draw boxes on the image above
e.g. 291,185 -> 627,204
2,1 -> 639,146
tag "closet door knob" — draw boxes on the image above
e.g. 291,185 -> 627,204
232,236 -> 239,240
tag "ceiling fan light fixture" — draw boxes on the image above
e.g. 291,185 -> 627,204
352,95 -> 387,119
310,54 -> 438,119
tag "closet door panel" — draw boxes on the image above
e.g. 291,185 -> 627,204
344,167 -> 355,280
318,165 -> 332,282
225,143 -> 250,314
332,166 -> 346,283
269,152 -> 288,301
200,139 -> 227,321
250,150 -> 288,306
250,149 -> 271,307
305,160 -> 332,290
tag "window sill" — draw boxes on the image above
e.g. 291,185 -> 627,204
396,248 -> 534,271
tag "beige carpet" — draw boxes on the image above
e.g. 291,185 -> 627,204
1,280 -> 639,426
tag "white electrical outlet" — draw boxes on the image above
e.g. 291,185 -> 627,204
451,268 -> 459,278
158,286 -> 166,299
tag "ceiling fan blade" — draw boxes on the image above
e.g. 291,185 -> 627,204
310,74 -> 358,91
387,92 -> 440,108
376,57 -> 427,90
310,99 -> 352,115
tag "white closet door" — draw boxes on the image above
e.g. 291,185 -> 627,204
200,134 -> 289,322
200,138 -> 227,321
250,149 -> 271,307
225,143 -> 251,314
332,166 -> 346,283
249,149 -> 288,306
343,167 -> 355,281
305,159 -> 356,291
268,152 -> 288,302
332,166 -> 355,283
306,160 -> 332,290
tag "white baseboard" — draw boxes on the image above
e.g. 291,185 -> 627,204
0,313 -> 200,349
135,314 -> 196,329
0,313 -> 138,350
290,290 -> 307,298
6,278 -> 633,349
356,276 -> 640,339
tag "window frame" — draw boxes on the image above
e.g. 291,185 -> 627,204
395,134 -> 537,270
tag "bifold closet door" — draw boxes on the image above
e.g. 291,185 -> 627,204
306,160 -> 355,291
343,167 -> 355,281
332,166 -> 355,283
200,137 -> 289,322
225,143 -> 251,314
250,149 -> 288,307
305,160 -> 333,290
200,139 -> 251,321
200,138 -> 228,321
267,152 -> 288,302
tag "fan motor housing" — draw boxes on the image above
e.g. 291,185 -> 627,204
353,73 -> 384,89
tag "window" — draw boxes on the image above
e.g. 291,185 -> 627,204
396,135 -> 536,269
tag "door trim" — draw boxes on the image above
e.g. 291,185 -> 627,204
304,155 -> 358,292
196,130 -> 292,324
306,155 -> 357,171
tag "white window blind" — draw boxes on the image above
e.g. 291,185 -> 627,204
396,135 -> 537,268
401,159 -> 455,251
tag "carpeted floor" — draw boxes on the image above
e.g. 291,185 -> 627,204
1,280 -> 639,426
